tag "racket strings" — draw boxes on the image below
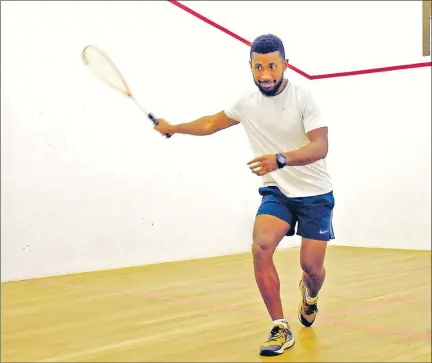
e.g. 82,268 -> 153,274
81,44 -> 171,137
82,46 -> 131,96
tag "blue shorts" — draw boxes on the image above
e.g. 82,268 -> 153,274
256,186 -> 335,242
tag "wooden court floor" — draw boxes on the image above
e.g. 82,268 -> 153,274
1,246 -> 431,362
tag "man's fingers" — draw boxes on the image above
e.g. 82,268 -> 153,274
249,160 -> 270,168
247,156 -> 264,165
250,166 -> 269,176
248,157 -> 273,176
249,162 -> 262,172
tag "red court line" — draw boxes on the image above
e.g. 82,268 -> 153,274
168,0 -> 432,80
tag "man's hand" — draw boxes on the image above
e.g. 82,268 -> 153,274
247,154 -> 278,176
154,118 -> 176,137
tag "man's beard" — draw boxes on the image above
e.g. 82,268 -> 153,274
255,77 -> 284,96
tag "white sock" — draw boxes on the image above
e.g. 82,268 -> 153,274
273,319 -> 288,328
305,288 -> 318,303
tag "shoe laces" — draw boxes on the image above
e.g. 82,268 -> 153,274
303,301 -> 318,315
268,326 -> 287,342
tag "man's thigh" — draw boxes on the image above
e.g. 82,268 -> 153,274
300,237 -> 328,270
256,186 -> 297,238
294,191 -> 335,242
253,214 -> 291,253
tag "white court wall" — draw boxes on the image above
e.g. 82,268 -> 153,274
1,1 -> 430,281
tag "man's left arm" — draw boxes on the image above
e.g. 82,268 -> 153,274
283,127 -> 328,166
247,128 -> 328,175
248,90 -> 329,176
285,88 -> 329,166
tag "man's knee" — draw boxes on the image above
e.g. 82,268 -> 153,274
252,235 -> 277,260
300,238 -> 327,278
300,260 -> 324,279
252,214 -> 290,262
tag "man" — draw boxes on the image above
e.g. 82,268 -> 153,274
154,34 -> 335,356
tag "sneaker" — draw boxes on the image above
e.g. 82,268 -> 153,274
298,280 -> 319,327
259,324 -> 295,356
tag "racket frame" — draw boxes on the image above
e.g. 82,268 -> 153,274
82,45 -> 171,138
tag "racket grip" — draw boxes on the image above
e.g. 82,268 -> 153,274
148,113 -> 172,138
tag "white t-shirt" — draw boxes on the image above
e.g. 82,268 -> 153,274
224,81 -> 333,198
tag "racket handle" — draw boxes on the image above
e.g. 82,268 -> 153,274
148,113 -> 172,138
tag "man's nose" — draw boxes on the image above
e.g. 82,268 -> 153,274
260,72 -> 273,81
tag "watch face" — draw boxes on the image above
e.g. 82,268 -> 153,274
277,154 -> 286,163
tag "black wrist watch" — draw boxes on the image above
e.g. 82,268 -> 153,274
276,153 -> 287,169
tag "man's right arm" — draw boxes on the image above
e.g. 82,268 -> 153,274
155,111 -> 240,137
175,111 -> 239,136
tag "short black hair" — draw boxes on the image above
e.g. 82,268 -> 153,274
250,34 -> 285,60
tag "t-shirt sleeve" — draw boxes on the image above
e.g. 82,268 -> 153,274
300,90 -> 327,133
224,93 -> 245,122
